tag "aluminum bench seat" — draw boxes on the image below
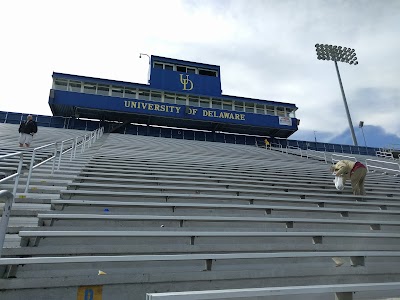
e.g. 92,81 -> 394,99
37,213 -> 400,231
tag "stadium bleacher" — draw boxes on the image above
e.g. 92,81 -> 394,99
1,124 -> 400,299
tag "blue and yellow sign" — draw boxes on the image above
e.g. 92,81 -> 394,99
179,74 -> 193,91
77,285 -> 103,300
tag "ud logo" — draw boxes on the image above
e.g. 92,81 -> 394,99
179,74 -> 194,91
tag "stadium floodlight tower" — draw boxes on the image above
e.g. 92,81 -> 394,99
315,43 -> 359,146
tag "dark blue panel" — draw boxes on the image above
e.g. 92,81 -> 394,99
126,124 -> 138,135
183,130 -> 194,140
205,132 -> 213,141
0,111 -> 8,123
350,146 -> 359,155
50,117 -> 66,128
245,136 -> 256,146
150,68 -> 222,96
6,112 -> 23,124
193,131 -> 205,141
86,121 -> 99,131
341,145 -> 351,154
215,133 -> 225,143
137,125 -> 147,136
332,144 -> 342,152
36,116 -> 52,127
359,147 -> 368,155
172,128 -> 183,139
279,140 -> 288,147
73,119 -> 87,130
161,128 -> 172,138
224,134 -> 235,144
148,127 -> 160,137
306,142 -> 316,150
235,135 -> 245,145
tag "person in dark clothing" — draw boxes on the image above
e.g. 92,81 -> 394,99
18,115 -> 37,147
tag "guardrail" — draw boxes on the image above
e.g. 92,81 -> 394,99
285,145 -> 303,157
270,143 -> 283,152
0,153 -> 24,257
331,153 -> 356,164
0,152 -> 24,195
306,149 -> 327,163
0,190 -> 14,257
24,127 -> 104,193
366,159 -> 400,175
146,282 -> 400,300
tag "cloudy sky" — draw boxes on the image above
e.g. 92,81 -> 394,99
1,0 -> 399,148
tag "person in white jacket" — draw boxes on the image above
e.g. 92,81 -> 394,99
330,160 -> 367,195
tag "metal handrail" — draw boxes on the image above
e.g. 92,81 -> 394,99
57,138 -> 75,170
366,158 -> 400,174
306,149 -> 327,163
0,190 -> 15,257
24,142 -> 58,193
24,127 -> 104,193
0,152 -> 24,195
285,145 -> 303,157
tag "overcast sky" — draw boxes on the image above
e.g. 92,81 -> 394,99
1,0 -> 399,147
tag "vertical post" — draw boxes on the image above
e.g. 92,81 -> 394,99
25,150 -> 37,193
13,153 -> 24,196
57,141 -> 64,170
70,139 -> 74,161
0,191 -> 14,257
51,142 -> 58,174
334,60 -> 358,146
74,137 -> 79,158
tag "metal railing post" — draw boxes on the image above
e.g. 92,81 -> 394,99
0,190 -> 14,257
57,140 -> 65,170
74,137 -> 79,158
51,142 -> 58,174
25,150 -> 37,193
13,153 -> 24,196
70,139 -> 75,161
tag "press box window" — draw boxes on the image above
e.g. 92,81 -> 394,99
83,83 -> 96,94
138,90 -> 150,101
234,102 -> 244,112
222,101 -> 232,111
54,79 -> 68,91
212,99 -> 222,109
199,98 -> 210,108
154,63 -> 163,69
150,92 -> 162,102
245,103 -> 254,113
124,88 -> 136,99
68,81 -> 81,92
277,107 -> 285,116
111,86 -> 123,98
256,104 -> 265,114
189,96 -> 199,106
287,109 -> 295,118
199,69 -> 217,77
97,85 -> 109,96
164,64 -> 174,71
187,67 -> 196,74
177,66 -> 186,72
266,106 -> 275,115
176,95 -> 187,105
164,94 -> 175,104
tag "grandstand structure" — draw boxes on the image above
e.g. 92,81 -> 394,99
1,55 -> 400,299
